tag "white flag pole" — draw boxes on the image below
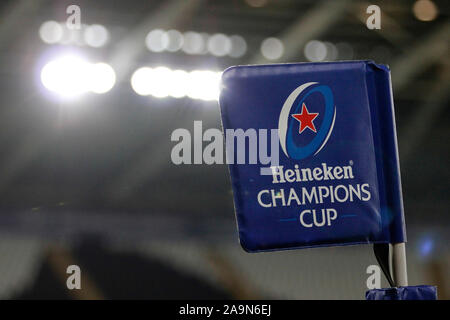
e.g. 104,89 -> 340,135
392,242 -> 408,287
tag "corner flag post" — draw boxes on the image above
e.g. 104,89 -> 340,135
220,61 -> 440,299
392,242 -> 408,287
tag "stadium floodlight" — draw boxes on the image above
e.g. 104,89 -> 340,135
413,0 -> 438,22
229,35 -> 247,58
169,70 -> 189,98
304,40 -> 327,62
147,67 -> 172,98
130,66 -> 221,101
182,31 -> 204,55
165,30 -> 184,52
261,37 -> 284,60
88,63 -> 116,94
39,21 -> 64,44
41,55 -> 116,98
40,55 -> 90,98
145,29 -> 168,52
84,24 -> 109,48
207,33 -> 231,57
131,67 -> 153,96
187,70 -> 221,101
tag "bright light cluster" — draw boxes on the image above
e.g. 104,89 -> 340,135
145,29 -> 247,58
413,0 -> 438,21
260,37 -> 284,60
39,21 -> 109,47
131,67 -> 222,101
303,40 -> 354,62
41,56 -> 116,98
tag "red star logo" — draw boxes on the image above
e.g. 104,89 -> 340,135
291,103 -> 319,134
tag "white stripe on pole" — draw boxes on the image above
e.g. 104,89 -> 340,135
392,243 -> 408,287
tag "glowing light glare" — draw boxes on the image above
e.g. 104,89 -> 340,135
165,30 -> 184,52
304,40 -> 327,62
39,21 -> 63,44
261,37 -> 284,60
229,35 -> 247,58
199,33 -> 210,54
149,67 -> 172,98
324,42 -> 338,61
207,34 -> 232,57
88,63 -> 116,94
418,236 -> 435,258
84,24 -> 109,47
187,70 -> 221,101
145,29 -> 247,58
41,61 -> 60,92
130,67 -> 221,101
170,70 -> 189,98
41,57 -> 116,97
420,239 -> 434,257
182,31 -> 205,55
131,67 -> 153,96
413,0 -> 438,22
145,29 -> 169,52
59,25 -> 85,46
41,56 -> 90,98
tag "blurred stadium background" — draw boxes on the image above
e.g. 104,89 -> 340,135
0,0 -> 448,299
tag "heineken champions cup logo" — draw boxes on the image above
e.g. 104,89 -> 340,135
218,61 -> 404,252
278,82 -> 336,160
262,81 -> 373,229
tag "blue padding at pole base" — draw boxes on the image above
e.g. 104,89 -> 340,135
366,285 -> 437,300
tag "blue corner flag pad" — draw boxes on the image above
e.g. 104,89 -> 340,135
366,286 -> 438,300
219,61 -> 406,252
